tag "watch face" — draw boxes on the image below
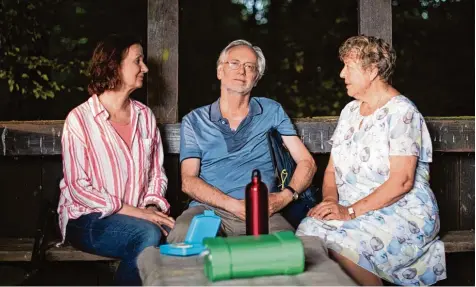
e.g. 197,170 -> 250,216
293,192 -> 299,200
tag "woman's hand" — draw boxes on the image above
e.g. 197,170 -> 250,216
139,208 -> 175,236
307,199 -> 352,221
118,203 -> 175,235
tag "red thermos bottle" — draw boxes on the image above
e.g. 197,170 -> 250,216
245,169 -> 269,235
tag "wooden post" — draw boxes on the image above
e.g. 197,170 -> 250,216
147,0 -> 179,124
358,0 -> 392,45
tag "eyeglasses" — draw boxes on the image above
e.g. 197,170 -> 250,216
222,60 -> 258,73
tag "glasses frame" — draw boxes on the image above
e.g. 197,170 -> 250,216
222,60 -> 258,73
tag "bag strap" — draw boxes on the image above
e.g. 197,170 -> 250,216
266,128 -> 297,190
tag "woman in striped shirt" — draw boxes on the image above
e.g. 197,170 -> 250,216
57,34 -> 175,285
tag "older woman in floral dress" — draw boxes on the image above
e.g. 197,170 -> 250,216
296,35 -> 446,286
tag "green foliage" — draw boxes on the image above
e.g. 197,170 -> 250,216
0,0 -> 89,99
179,0 -> 473,118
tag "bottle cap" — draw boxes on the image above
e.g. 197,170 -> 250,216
252,169 -> 261,180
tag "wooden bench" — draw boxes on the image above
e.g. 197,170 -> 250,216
0,118 -> 474,266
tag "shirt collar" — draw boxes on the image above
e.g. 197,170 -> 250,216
209,97 -> 263,122
88,94 -> 145,118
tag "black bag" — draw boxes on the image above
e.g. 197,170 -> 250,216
267,128 -> 320,228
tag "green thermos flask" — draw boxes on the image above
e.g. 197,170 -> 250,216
202,231 -> 305,282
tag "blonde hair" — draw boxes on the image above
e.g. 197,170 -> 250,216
339,35 -> 396,83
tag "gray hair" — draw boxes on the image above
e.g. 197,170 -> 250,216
339,35 -> 396,83
217,39 -> 266,83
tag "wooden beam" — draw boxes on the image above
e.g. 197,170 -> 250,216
2,230 -> 472,261
0,118 -> 474,156
147,0 -> 179,123
0,238 -> 116,261
358,0 -> 392,45
441,230 -> 475,253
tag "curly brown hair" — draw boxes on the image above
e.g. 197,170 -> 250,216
339,35 -> 396,83
87,34 -> 143,95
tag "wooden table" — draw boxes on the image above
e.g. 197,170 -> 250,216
137,236 -> 356,286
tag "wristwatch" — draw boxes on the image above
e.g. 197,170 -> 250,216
348,207 -> 356,219
285,186 -> 299,201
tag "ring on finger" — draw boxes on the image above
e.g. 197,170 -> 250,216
328,208 -> 332,214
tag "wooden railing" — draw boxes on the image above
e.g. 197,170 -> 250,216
1,118 -> 474,156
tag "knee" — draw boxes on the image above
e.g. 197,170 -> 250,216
269,214 -> 295,233
166,206 -> 207,243
131,225 -> 162,253
167,222 -> 189,243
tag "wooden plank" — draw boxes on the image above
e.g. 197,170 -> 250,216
46,244 -> 116,261
358,0 -> 392,45
147,0 -> 179,123
0,121 -> 64,156
0,238 -> 116,261
1,118 -> 473,156
0,238 -> 33,261
427,119 -> 475,153
441,230 -> 475,253
459,155 -> 475,230
161,123 -> 180,155
1,230 -> 473,262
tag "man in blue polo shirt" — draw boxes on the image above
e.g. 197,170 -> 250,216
168,39 -> 316,242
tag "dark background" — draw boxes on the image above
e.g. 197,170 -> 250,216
0,1 -> 474,285
0,0 -> 474,121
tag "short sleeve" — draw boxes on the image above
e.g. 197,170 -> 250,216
274,104 -> 297,136
179,115 -> 202,162
329,101 -> 356,146
388,105 -> 433,162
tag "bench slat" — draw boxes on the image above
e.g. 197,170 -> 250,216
0,238 -> 115,262
46,244 -> 116,261
1,118 -> 474,156
0,238 -> 33,261
441,230 -> 475,253
0,230 -> 473,262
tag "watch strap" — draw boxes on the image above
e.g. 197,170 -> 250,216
285,186 -> 299,201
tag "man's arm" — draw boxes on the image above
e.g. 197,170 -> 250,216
282,135 -> 317,194
181,158 -> 246,220
268,135 -> 317,215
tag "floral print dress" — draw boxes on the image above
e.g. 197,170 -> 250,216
296,96 -> 446,285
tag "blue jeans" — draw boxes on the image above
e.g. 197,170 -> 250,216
66,212 -> 164,285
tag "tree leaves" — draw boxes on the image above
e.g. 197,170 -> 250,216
0,0 -> 89,100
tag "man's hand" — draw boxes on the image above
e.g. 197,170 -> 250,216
268,190 -> 293,216
307,198 -> 351,221
226,199 -> 246,220
139,208 -> 176,235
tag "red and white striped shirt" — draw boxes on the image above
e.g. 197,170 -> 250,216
57,95 -> 169,240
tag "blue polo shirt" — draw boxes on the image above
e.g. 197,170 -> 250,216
180,97 -> 297,207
